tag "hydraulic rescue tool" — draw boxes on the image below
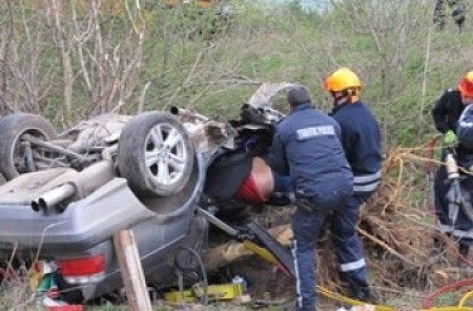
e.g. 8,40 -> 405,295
196,207 -> 295,277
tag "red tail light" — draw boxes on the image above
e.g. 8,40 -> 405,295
58,254 -> 106,284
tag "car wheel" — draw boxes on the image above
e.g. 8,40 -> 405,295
117,111 -> 195,197
0,113 -> 57,180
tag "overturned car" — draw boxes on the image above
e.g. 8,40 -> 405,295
0,83 -> 295,303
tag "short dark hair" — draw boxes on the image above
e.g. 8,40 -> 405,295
287,85 -> 312,106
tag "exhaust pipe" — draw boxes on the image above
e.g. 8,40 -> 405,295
31,183 -> 76,213
31,160 -> 114,214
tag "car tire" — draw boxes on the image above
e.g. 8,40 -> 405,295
117,111 -> 195,197
0,113 -> 57,180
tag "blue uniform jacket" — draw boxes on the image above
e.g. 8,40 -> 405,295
331,101 -> 382,195
267,103 -> 353,198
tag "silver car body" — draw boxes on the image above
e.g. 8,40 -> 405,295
0,110 -> 226,301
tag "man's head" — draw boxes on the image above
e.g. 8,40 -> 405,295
287,84 -> 312,107
324,67 -> 362,106
458,71 -> 473,105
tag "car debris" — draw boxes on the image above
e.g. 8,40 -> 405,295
0,83 -> 296,305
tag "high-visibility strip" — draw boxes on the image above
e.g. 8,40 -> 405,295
340,258 -> 366,272
353,171 -> 382,183
353,171 -> 381,193
437,222 -> 473,239
354,182 -> 379,192
291,240 -> 303,309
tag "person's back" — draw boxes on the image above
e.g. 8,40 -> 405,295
432,89 -> 465,135
332,101 -> 382,176
324,67 -> 381,302
432,74 -> 473,157
267,84 -> 353,311
275,103 -> 353,198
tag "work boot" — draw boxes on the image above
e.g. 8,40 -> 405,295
285,307 -> 316,311
348,286 -> 377,305
283,303 -> 316,311
283,299 -> 317,311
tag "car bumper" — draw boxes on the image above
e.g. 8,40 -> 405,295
0,178 -> 156,254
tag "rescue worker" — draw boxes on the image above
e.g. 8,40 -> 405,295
432,72 -> 473,144
432,71 -> 473,264
433,0 -> 466,32
324,67 -> 382,301
267,84 -> 353,311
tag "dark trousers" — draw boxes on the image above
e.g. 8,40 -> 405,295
291,192 -> 350,311
434,163 -> 473,247
332,195 -> 369,294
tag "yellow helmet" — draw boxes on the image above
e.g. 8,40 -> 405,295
458,71 -> 473,97
324,67 -> 362,93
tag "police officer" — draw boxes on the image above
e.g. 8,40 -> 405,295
324,67 -> 382,301
267,84 -> 353,311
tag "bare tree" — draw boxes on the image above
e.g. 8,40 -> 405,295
315,0 -> 431,146
0,0 -> 145,125
2,0 -> 53,115
50,0 -> 74,124
50,0 -> 146,123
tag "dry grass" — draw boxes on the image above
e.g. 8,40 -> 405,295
315,144 -> 473,309
2,145 -> 472,310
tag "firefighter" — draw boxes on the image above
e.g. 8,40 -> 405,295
432,71 -> 473,264
433,0 -> 466,32
267,84 -> 353,311
324,67 -> 382,301
432,71 -> 473,145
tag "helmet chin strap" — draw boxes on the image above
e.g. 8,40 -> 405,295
332,89 -> 360,107
333,94 -> 350,107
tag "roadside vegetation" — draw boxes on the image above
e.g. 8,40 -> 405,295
0,0 -> 465,147
1,0 -> 473,310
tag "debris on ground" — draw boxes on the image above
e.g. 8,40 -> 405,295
220,145 -> 473,308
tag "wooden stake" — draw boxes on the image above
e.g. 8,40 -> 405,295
113,229 -> 152,311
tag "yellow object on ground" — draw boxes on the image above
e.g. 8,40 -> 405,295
164,282 -> 245,303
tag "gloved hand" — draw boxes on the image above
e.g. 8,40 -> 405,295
444,130 -> 458,145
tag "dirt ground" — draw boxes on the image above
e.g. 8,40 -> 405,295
203,196 -> 473,311
203,204 -> 297,306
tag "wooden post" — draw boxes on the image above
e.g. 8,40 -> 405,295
113,229 -> 152,311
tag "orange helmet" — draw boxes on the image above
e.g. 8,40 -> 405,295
458,71 -> 473,97
324,67 -> 362,93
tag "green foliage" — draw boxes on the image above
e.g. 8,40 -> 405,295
1,0 -> 472,143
